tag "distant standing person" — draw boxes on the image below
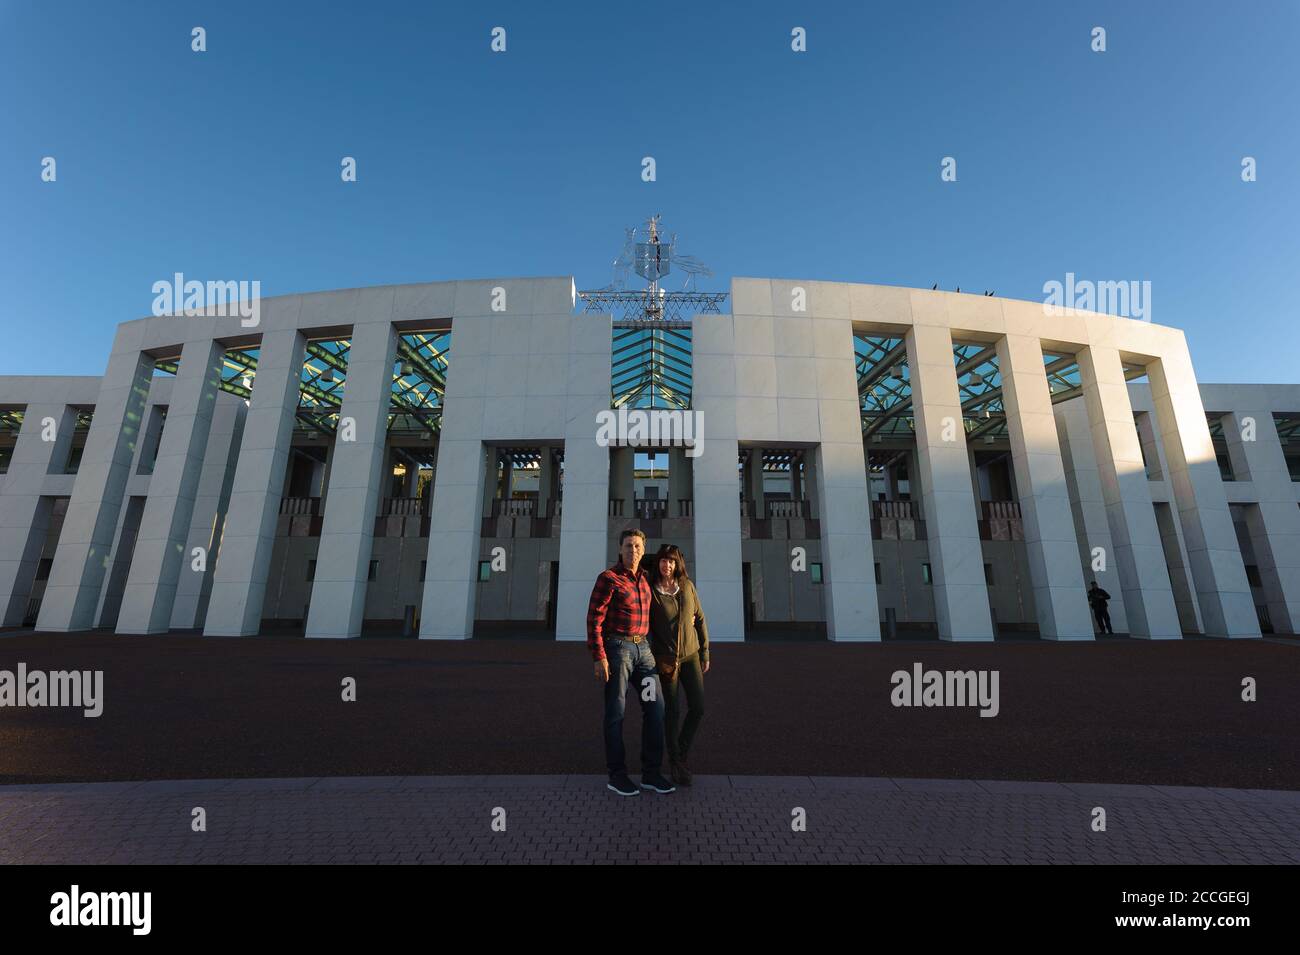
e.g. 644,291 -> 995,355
1087,581 -> 1113,635
646,544 -> 710,787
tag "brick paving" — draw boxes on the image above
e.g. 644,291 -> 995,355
2,634 -> 1298,790
2,775 -> 1297,864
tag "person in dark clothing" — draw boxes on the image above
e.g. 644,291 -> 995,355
646,544 -> 710,787
1087,581 -> 1113,635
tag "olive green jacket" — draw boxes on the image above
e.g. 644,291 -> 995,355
648,577 -> 709,675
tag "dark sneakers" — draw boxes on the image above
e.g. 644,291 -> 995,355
607,774 -> 640,797
607,772 -> 675,795
670,759 -> 693,787
641,771 -> 676,794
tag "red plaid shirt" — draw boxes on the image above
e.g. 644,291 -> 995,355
586,559 -> 652,661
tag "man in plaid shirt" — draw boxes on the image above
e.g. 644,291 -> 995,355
588,528 -> 674,796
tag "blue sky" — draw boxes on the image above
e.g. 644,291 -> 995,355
3,1 -> 1297,381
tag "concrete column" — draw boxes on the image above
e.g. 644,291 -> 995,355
537,447 -> 554,518
137,405 -> 167,473
170,395 -> 245,629
904,325 -> 993,641
667,446 -> 691,516
745,449 -> 765,517
306,321 -> 398,638
611,446 -> 635,515
1135,412 -> 1164,480
38,351 -> 154,631
1224,411 -> 1300,633
692,435 -> 744,640
738,452 -> 751,514
96,496 -> 146,630
556,431 -> 612,640
203,329 -> 306,636
885,457 -> 900,500
1135,398 -> 1203,633
1154,501 -> 1202,632
421,440 -> 490,638
0,404 -> 76,626
803,447 -> 819,518
968,447 -> 984,507
688,312 -> 744,641
1054,399 -> 1130,633
553,310 -> 616,642
1076,345 -> 1181,638
814,439 -> 881,641
757,303 -> 881,640
92,477 -> 140,629
996,334 -> 1094,639
502,453 -> 515,501
480,447 -> 499,518
316,442 -> 333,501
1148,354 -> 1259,637
117,338 -> 227,634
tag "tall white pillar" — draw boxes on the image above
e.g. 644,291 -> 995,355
1054,399 -> 1130,633
0,404 -> 75,625
688,312 -> 744,641
170,395 -> 245,629
1148,355 -> 1260,637
117,338 -> 226,634
422,438 -> 490,639
1076,345 -> 1181,638
814,438 -> 881,640
306,322 -> 398,638
1136,406 -> 1204,632
692,433 -> 745,640
807,327 -> 879,641
904,325 -> 994,640
203,329 -> 306,636
554,313 -> 618,641
556,427 -> 612,639
38,351 -> 154,631
1224,410 -> 1300,633
996,334 -> 1094,639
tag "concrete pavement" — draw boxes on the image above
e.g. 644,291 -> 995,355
3,774 -> 1298,864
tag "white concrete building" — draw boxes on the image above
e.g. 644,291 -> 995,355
1,278 -> 1295,641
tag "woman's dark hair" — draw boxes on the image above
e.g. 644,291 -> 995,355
649,544 -> 689,585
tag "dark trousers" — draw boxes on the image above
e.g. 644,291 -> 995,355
1093,605 -> 1113,634
662,653 -> 706,763
602,637 -> 664,777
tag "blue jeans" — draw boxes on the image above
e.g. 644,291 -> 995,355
602,637 -> 665,776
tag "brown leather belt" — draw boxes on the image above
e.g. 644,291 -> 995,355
607,633 -> 646,644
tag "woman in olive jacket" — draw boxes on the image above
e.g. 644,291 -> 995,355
647,544 -> 710,786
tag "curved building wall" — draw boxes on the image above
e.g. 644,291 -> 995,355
0,278 -> 1296,641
